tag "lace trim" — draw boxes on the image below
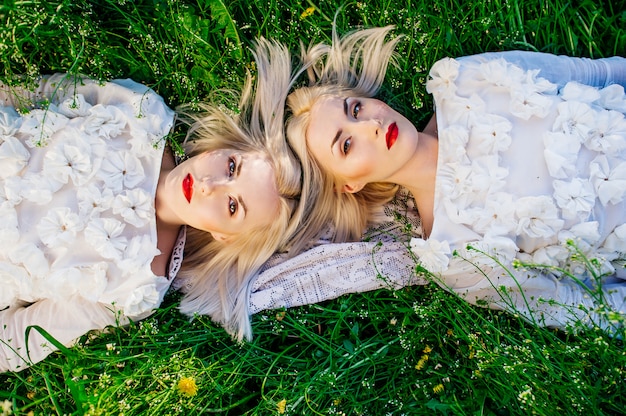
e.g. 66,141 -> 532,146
167,226 -> 186,281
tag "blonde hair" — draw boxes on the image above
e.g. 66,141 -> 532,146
176,38 -> 306,340
285,25 -> 403,243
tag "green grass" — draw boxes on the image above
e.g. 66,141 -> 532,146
1,0 -> 626,414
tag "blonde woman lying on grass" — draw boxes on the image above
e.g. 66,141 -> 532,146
247,25 -> 626,337
0,39 -> 305,372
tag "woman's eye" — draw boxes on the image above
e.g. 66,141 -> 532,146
342,137 -> 352,155
228,197 -> 237,216
228,157 -> 236,177
352,102 -> 361,119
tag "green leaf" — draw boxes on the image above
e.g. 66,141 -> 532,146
202,0 -> 242,60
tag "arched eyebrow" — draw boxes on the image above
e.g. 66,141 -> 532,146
330,98 -> 349,152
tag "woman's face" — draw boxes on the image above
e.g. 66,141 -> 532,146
164,149 -> 279,242
306,96 -> 419,192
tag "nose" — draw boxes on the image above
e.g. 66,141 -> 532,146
354,118 -> 381,140
199,177 -> 227,195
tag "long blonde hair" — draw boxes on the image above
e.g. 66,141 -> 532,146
285,25 -> 403,244
176,38 -> 307,340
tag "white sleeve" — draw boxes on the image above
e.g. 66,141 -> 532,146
250,241 -> 428,314
457,51 -> 626,88
249,189 -> 428,313
438,248 -> 626,334
0,74 -> 174,121
0,298 -> 127,373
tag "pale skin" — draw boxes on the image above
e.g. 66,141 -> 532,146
307,96 -> 439,236
151,147 -> 280,276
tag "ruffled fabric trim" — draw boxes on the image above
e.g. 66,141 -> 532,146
411,58 -> 626,276
0,76 -> 176,317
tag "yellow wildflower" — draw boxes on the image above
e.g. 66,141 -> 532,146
433,384 -> 445,394
277,398 -> 287,414
300,6 -> 315,19
177,377 -> 198,397
423,345 -> 432,354
415,354 -> 429,370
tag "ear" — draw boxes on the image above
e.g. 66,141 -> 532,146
340,182 -> 366,193
211,232 -> 233,244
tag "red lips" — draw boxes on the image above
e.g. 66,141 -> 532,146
386,122 -> 398,149
183,173 -> 193,203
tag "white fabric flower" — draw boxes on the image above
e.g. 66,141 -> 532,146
84,217 -> 128,260
0,136 -> 30,179
477,58 -> 525,88
0,105 -> 21,135
97,150 -> 145,192
471,192 -> 517,235
43,131 -> 94,186
82,104 -> 127,139
124,282 -> 160,317
77,183 -> 114,218
543,131 -> 581,179
603,224 -> 626,254
410,237 -> 451,274
521,70 -> 558,95
438,162 -> 474,209
466,234 -> 519,266
552,178 -> 596,220
426,57 -> 460,97
597,84 -> 626,112
57,94 -> 92,117
18,173 -> 61,205
530,244 -> 570,268
509,89 -> 553,120
8,242 -> 50,279
589,155 -> 626,206
2,176 -> 23,205
515,196 -> 564,248
46,263 -> 108,302
128,128 -> 164,157
558,221 -> 601,252
19,108 -> 69,147
112,188 -> 154,227
37,207 -> 83,247
583,110 -> 626,154
552,101 -> 597,143
560,81 -> 601,104
119,234 -> 160,275
0,205 -> 19,250
467,155 -> 508,203
444,94 -> 486,126
468,114 -> 512,157
438,125 -> 469,164
0,261 -> 30,309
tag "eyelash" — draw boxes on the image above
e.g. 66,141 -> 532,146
342,137 -> 352,155
341,100 -> 361,155
228,157 -> 236,177
227,156 -> 238,215
351,101 -> 361,119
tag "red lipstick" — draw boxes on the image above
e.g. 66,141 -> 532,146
183,173 -> 193,203
386,122 -> 398,149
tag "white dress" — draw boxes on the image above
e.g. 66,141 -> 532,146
409,55 -> 626,332
0,74 -> 179,372
251,53 -> 626,335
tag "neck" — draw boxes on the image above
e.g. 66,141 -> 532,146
390,131 -> 439,237
390,131 -> 438,193
155,145 -> 184,229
